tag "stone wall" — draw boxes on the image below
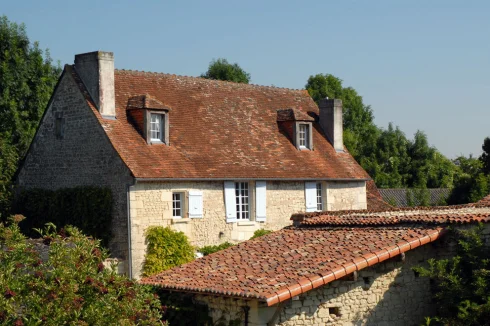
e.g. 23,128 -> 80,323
129,180 -> 367,278
194,243 -> 438,326
15,72 -> 133,265
326,181 -> 367,211
274,244 -> 435,325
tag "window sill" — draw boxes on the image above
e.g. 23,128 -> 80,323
237,221 -> 256,226
172,218 -> 190,224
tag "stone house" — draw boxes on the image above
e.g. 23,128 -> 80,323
141,201 -> 490,326
16,51 -> 373,278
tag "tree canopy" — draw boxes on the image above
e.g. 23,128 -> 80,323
414,225 -> 490,325
200,58 -> 251,84
306,73 -> 457,193
0,16 -> 61,217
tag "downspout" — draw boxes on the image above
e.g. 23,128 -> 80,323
126,183 -> 134,279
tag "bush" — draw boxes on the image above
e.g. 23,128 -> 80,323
144,227 -> 195,276
250,229 -> 272,240
0,216 -> 164,325
12,186 -> 113,247
198,242 -> 234,256
413,224 -> 490,325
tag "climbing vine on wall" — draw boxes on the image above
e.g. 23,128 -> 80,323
143,226 -> 195,276
12,186 -> 113,247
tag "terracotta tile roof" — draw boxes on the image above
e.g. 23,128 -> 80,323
68,65 -> 369,180
378,188 -> 450,207
141,201 -> 490,305
141,225 -> 445,305
127,94 -> 170,111
477,194 -> 490,205
366,180 -> 393,211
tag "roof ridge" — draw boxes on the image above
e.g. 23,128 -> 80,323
114,68 -> 308,93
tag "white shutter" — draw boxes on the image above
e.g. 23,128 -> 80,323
305,182 -> 317,212
224,181 -> 237,223
188,191 -> 203,218
255,181 -> 267,222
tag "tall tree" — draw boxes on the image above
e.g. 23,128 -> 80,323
0,16 -> 61,217
305,74 -> 379,159
200,58 -> 250,84
479,137 -> 490,174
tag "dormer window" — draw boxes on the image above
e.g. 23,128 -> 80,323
126,94 -> 171,145
276,108 -> 314,151
295,122 -> 313,150
150,113 -> 164,142
298,123 -> 309,149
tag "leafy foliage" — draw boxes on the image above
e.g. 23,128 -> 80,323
413,224 -> 490,326
0,16 -> 61,218
306,73 -> 458,193
155,291 -> 213,326
12,187 -> 113,248
250,229 -> 272,239
201,58 -> 251,84
448,155 -> 490,205
0,216 -> 164,325
144,227 -> 195,276
198,242 -> 234,256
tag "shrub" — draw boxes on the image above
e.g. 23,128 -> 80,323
0,216 -> 164,325
12,186 -> 113,247
143,227 -> 195,276
250,229 -> 272,239
413,224 -> 490,326
198,242 -> 234,256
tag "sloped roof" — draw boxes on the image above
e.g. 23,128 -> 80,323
366,180 -> 393,210
68,65 -> 369,180
140,203 -> 490,306
378,188 -> 450,207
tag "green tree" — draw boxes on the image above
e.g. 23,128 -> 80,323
200,58 -> 250,83
0,16 -> 61,217
479,137 -> 490,175
305,74 -> 379,159
448,155 -> 489,205
414,224 -> 490,326
0,216 -> 164,325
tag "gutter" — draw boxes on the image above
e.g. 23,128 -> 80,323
135,177 -> 371,183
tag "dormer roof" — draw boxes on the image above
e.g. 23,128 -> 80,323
127,94 -> 171,111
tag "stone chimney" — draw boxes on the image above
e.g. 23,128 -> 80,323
74,51 -> 115,119
319,98 -> 344,152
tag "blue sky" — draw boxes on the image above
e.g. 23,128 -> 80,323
3,1 -> 489,159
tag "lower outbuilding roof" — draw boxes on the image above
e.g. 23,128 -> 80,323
141,201 -> 490,306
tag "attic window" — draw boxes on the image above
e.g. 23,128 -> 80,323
150,113 -> 164,142
296,122 -> 313,150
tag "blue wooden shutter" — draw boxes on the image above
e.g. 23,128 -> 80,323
224,181 -> 237,223
255,181 -> 267,222
305,182 -> 317,212
188,191 -> 203,218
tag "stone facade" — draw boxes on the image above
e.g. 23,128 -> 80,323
326,181 -> 367,211
15,72 -> 133,262
194,243 -> 438,326
128,180 -> 367,278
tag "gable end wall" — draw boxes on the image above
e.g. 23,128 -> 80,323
16,71 -> 133,264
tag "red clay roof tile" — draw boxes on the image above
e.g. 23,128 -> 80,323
68,66 -> 369,180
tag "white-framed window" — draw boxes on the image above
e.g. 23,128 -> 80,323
316,182 -> 323,211
296,122 -> 312,150
150,113 -> 164,142
172,192 -> 184,218
235,182 -> 250,220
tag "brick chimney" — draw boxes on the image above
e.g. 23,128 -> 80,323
319,98 -> 344,152
74,51 -> 115,119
